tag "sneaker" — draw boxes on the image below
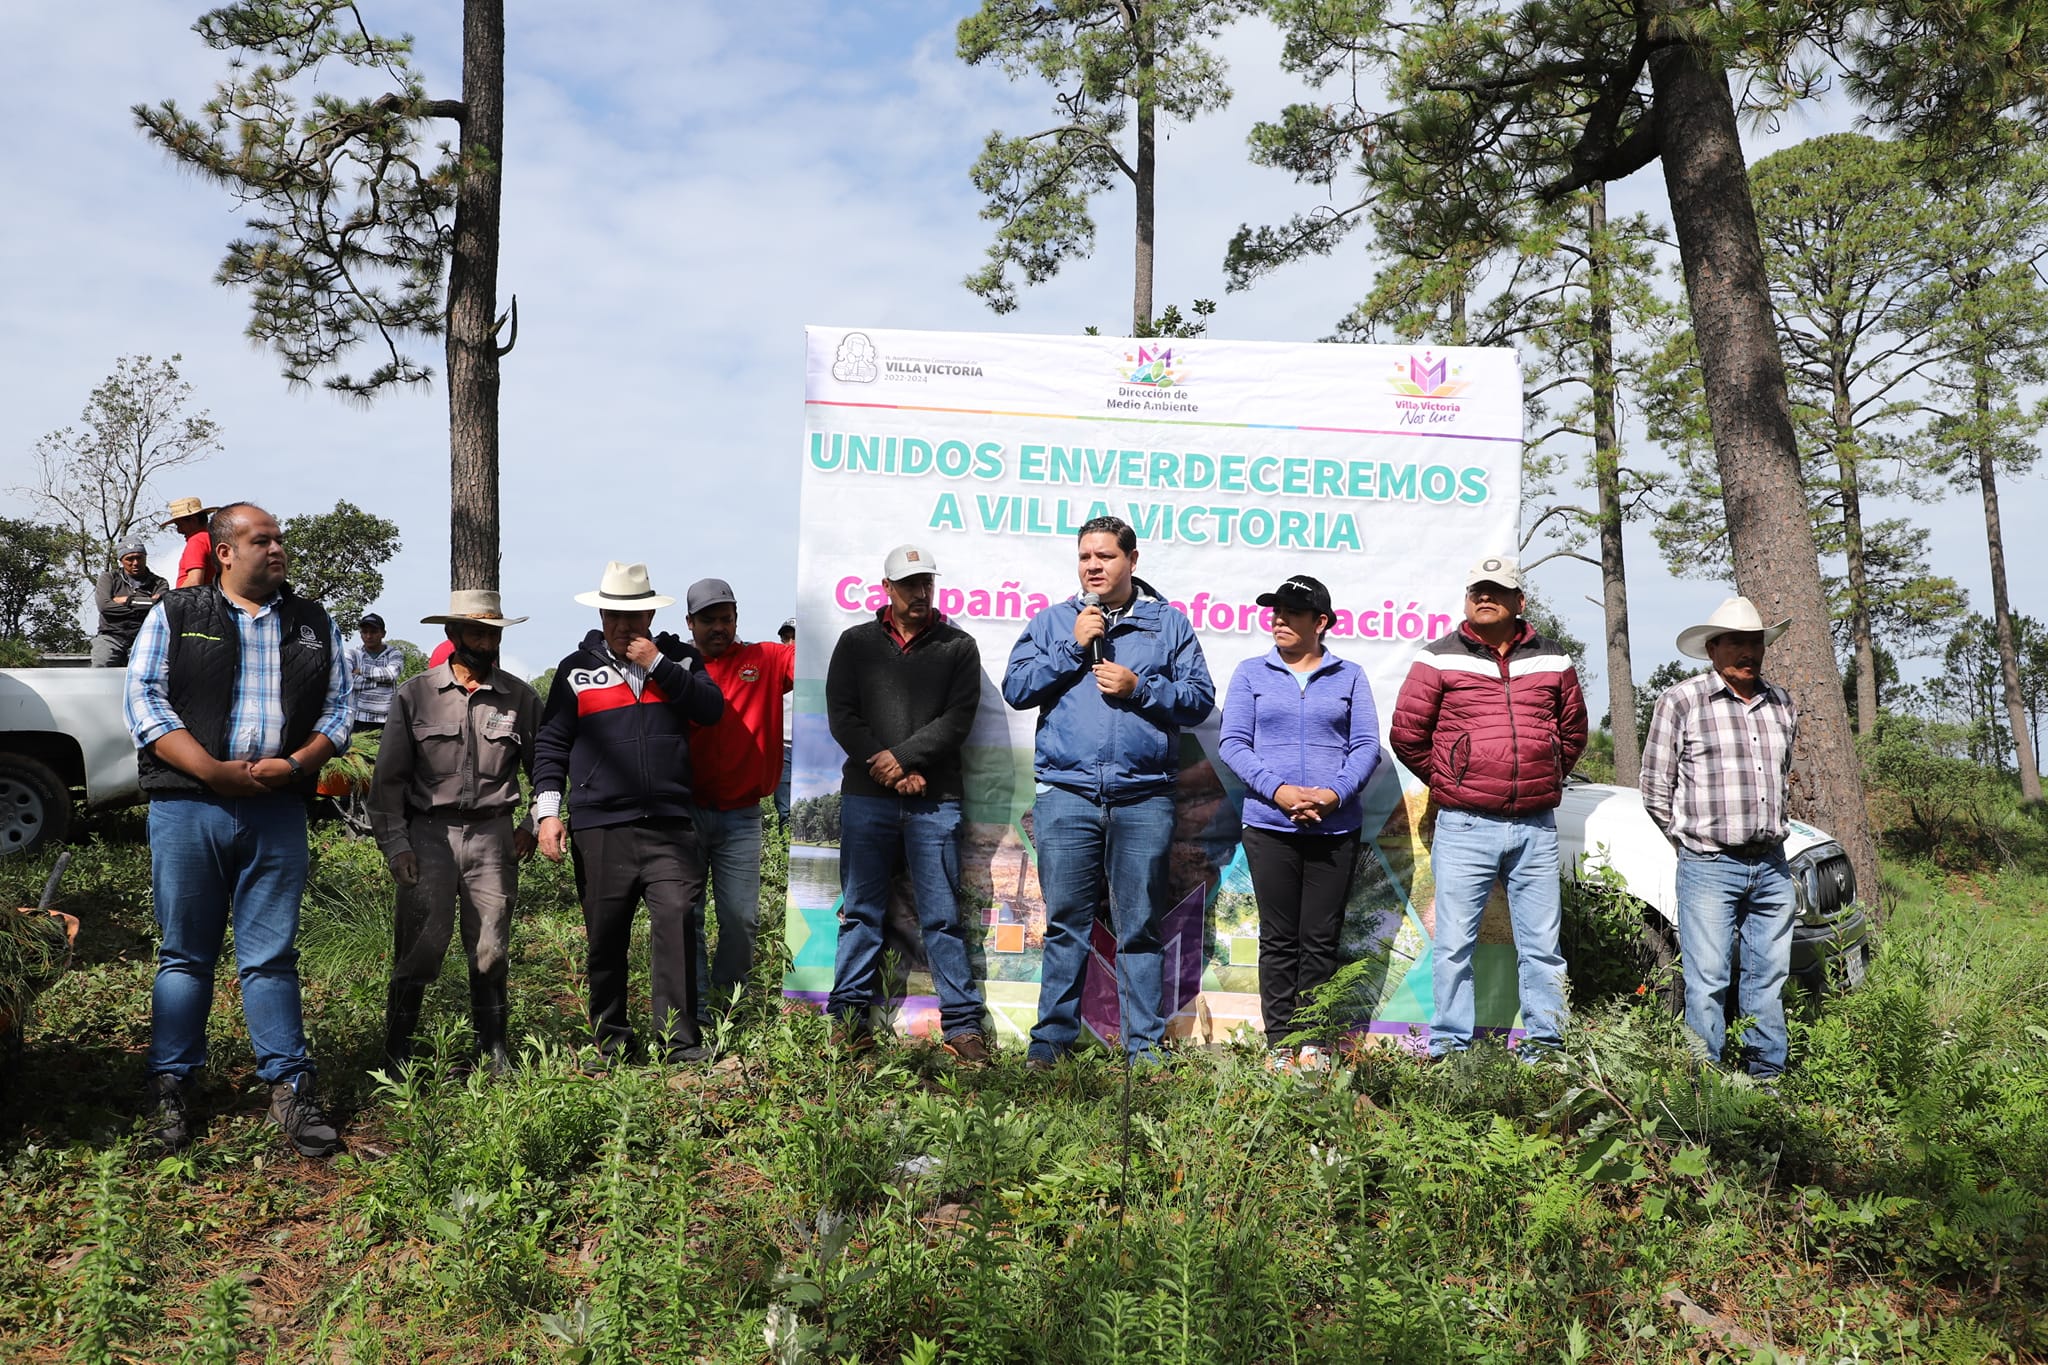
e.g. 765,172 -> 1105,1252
147,1073 -> 191,1152
1024,1052 -> 1058,1074
669,1043 -> 712,1065
1295,1045 -> 1330,1072
942,1032 -> 992,1066
267,1074 -> 343,1158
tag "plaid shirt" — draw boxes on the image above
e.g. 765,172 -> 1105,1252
124,590 -> 354,761
1639,671 -> 1797,854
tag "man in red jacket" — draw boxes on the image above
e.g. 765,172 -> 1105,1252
1391,555 -> 1588,1057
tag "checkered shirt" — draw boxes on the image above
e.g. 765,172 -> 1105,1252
125,591 -> 354,760
1639,671 -> 1798,854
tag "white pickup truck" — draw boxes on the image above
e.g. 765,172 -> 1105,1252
0,669 -> 138,855
1555,777 -> 1872,1002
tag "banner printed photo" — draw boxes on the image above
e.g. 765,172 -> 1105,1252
788,327 -> 1525,1048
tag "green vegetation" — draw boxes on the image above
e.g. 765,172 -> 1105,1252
1,804 -> 2043,1363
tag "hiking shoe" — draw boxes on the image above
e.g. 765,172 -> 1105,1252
268,1074 -> 343,1158
1024,1054 -> 1056,1074
942,1032 -> 992,1066
147,1073 -> 191,1152
669,1043 -> 712,1065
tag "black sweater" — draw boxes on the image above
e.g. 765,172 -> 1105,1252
825,612 -> 981,800
534,629 -> 724,829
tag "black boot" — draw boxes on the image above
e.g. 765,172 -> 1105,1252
470,972 -> 513,1078
383,981 -> 426,1074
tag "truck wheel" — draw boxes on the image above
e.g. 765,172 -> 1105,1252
1638,910 -> 1684,1015
0,754 -> 72,856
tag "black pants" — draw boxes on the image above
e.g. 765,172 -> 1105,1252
1240,824 -> 1359,1043
570,818 -> 705,1055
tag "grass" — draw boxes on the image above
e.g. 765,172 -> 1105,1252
0,811 -> 2044,1363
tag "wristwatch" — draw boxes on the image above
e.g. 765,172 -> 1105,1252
285,756 -> 304,780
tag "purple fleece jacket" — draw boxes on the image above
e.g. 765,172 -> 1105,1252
1218,649 -> 1383,836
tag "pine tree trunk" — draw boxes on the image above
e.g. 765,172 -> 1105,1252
1834,394 -> 1880,732
1647,35 -> 1882,903
1588,187 -> 1641,786
1131,6 -> 1156,336
1975,367 -> 2044,802
445,0 -> 505,592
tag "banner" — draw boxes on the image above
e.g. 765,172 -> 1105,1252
788,327 -> 1527,1047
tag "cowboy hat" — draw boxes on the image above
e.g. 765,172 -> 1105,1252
159,496 -> 220,528
574,561 -> 675,610
420,589 -> 527,628
1676,596 -> 1791,660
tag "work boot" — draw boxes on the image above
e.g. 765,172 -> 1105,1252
942,1032 -> 992,1066
146,1073 -> 192,1152
470,972 -> 513,1079
267,1074 -> 343,1158
382,980 -> 426,1074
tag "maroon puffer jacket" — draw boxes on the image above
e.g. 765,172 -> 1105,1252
1390,621 -> 1589,814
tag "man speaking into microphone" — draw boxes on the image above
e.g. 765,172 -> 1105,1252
1003,515 -> 1214,1069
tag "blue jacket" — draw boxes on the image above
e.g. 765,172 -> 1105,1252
1218,648 -> 1382,836
1002,583 -> 1215,802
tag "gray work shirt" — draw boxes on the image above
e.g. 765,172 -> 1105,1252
369,662 -> 542,858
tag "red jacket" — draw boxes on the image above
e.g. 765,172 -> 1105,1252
1390,621 -> 1589,814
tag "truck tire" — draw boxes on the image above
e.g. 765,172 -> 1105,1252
0,754 -> 72,856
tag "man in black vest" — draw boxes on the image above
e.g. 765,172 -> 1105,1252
123,502 -> 356,1156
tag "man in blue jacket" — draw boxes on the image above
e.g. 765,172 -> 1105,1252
1003,516 -> 1215,1067
534,562 -> 724,1063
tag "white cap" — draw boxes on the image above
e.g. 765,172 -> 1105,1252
1465,554 -> 1523,591
882,544 -> 940,580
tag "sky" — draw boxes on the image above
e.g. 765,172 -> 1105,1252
2,1 -> 2038,703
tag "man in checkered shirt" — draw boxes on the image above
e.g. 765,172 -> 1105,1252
125,503 -> 355,1155
1639,596 -> 1800,1079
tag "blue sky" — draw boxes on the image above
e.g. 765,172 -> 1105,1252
2,1 -> 2037,703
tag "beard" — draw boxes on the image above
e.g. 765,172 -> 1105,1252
453,642 -> 500,675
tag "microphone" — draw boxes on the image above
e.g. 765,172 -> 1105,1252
1080,591 -> 1104,665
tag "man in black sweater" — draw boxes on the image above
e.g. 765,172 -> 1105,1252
534,562 -> 724,1062
824,543 -> 989,1060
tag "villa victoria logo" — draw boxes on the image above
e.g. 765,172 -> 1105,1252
1388,350 -> 1470,427
1109,344 -> 1198,414
831,332 -> 986,385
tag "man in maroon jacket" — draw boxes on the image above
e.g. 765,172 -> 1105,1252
1391,555 -> 1589,1057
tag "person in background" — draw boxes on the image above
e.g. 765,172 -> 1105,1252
124,502 -> 354,1156
1003,515 -> 1215,1069
1390,555 -> 1588,1059
1217,574 -> 1381,1066
162,496 -> 220,589
532,562 -> 725,1063
776,616 -> 797,828
682,577 -> 795,1021
370,591 -> 540,1076
91,537 -> 169,667
346,613 -> 404,732
825,544 -> 988,1061
1640,597 -> 1800,1081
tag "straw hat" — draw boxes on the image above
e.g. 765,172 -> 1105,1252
420,589 -> 527,628
159,496 -> 220,528
573,561 -> 675,610
1675,597 -> 1791,660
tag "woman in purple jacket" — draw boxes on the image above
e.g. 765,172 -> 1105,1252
1218,575 -> 1383,1055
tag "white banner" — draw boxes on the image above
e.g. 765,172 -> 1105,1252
787,327 -> 1524,1046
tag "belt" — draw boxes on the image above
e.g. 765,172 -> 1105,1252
1717,836 -> 1785,859
408,806 -> 518,824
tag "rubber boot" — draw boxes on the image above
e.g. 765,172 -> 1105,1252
383,981 -> 426,1074
470,972 -> 513,1079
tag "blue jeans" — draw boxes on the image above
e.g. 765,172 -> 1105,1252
147,794 -> 313,1084
1429,806 -> 1567,1054
1676,846 -> 1794,1077
828,794 -> 984,1039
687,803 -> 764,1018
775,744 -> 793,827
1029,786 -> 1175,1064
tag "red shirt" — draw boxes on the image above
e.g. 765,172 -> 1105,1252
177,532 -> 216,585
690,640 -> 796,809
428,638 -> 455,668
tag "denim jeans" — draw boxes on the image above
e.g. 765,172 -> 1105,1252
828,794 -> 985,1039
1676,846 -> 1794,1077
147,793 -> 314,1084
687,803 -> 764,1018
776,744 -> 793,828
1029,785 -> 1175,1064
1428,806 -> 1567,1054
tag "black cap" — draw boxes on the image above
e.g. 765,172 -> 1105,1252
358,613 -> 385,630
1255,575 -> 1333,618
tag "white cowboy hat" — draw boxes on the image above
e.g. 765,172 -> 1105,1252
159,495 -> 221,528
574,561 -> 675,610
420,589 -> 527,628
1676,596 -> 1791,660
